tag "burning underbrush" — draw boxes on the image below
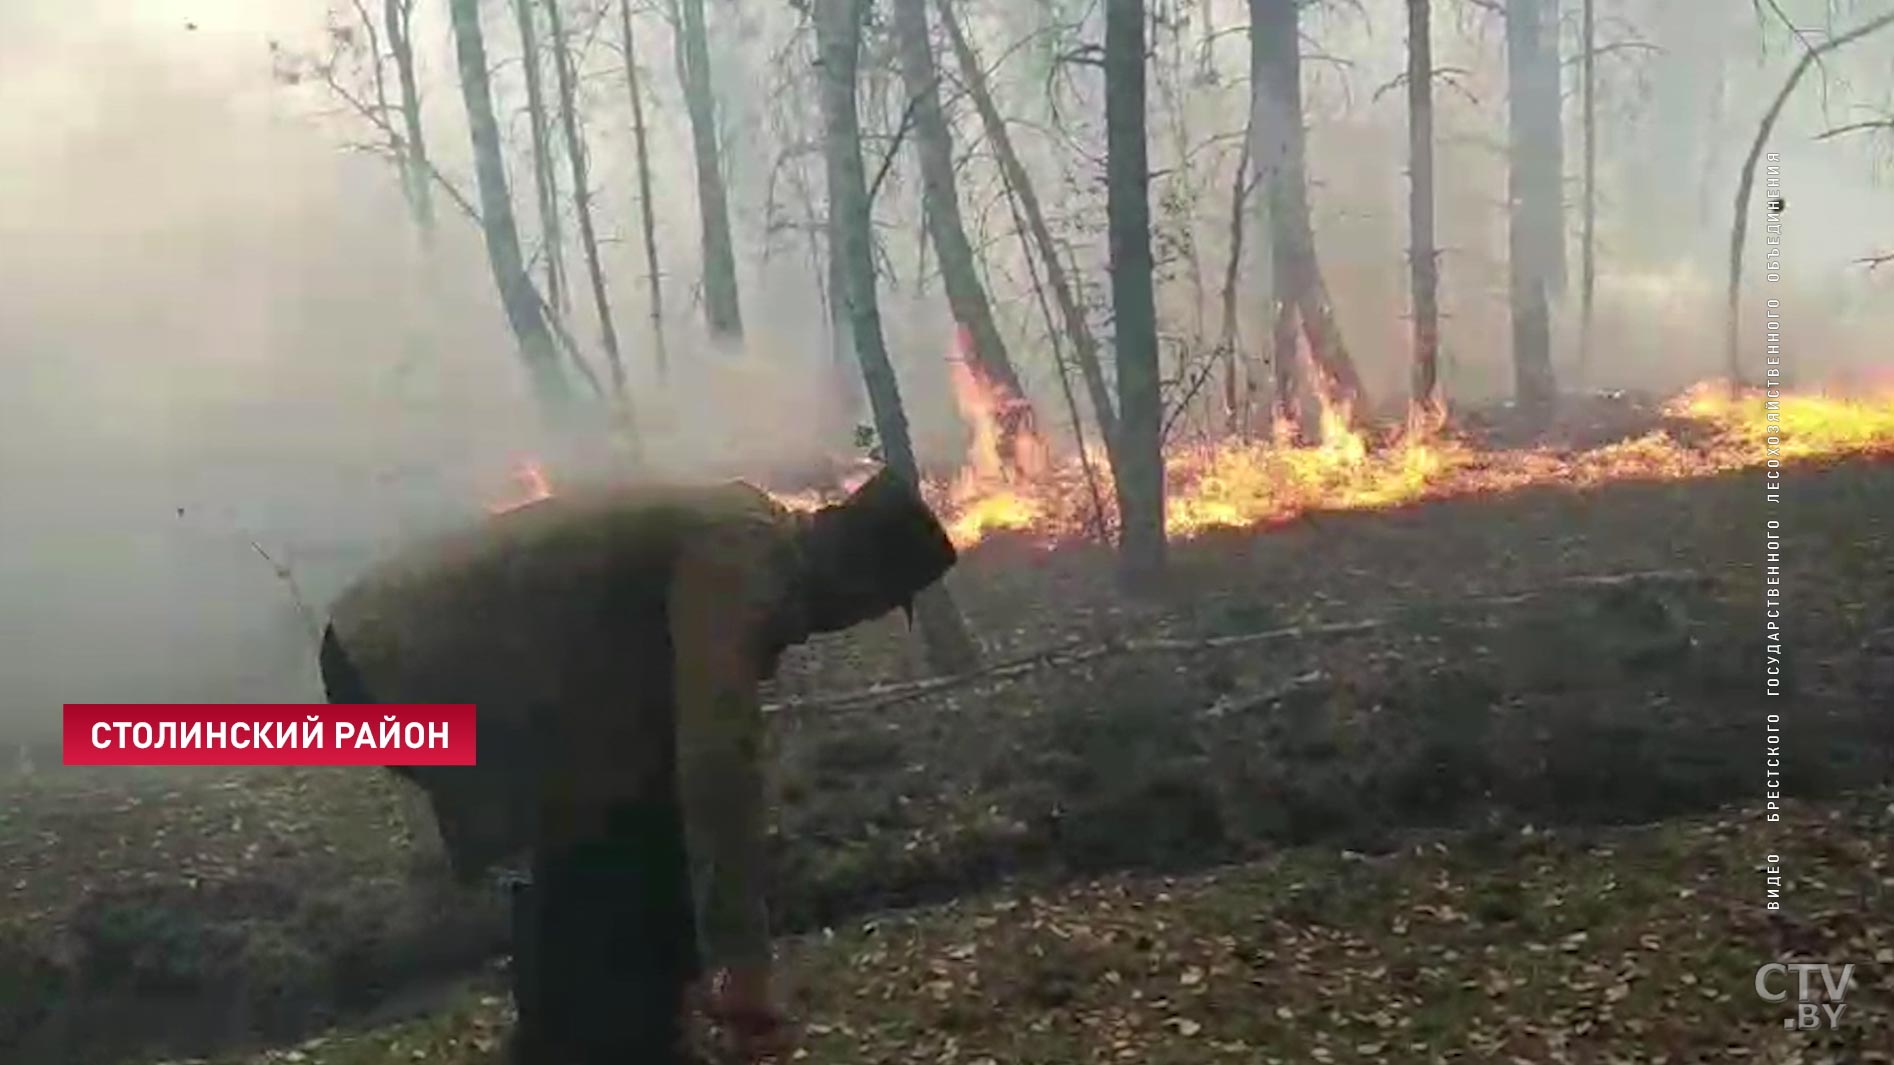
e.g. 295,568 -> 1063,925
491,378 -> 1894,549
753,378 -> 1894,552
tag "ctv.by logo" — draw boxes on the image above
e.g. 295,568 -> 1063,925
1755,961 -> 1855,1029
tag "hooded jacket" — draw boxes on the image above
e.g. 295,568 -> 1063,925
324,480 -> 806,972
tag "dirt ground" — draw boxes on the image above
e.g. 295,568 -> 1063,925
3,424 -> 1891,1064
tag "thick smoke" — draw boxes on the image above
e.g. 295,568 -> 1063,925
0,0 -> 858,744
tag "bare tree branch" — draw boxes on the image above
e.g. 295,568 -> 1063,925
867,88 -> 925,205
1372,65 -> 1478,105
1725,6 -> 1894,384
1752,0 -> 1827,63
1561,39 -> 1663,70
1817,117 -> 1894,140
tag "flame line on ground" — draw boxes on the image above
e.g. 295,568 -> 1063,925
925,383 -> 1894,548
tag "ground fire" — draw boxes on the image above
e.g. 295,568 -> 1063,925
490,457 -> 554,515
928,380 -> 1894,548
491,378 -> 1894,547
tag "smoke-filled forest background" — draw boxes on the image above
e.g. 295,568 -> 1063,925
5,3 -> 1894,1064
3,0 -> 1891,738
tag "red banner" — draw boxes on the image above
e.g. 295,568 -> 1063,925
62,704 -> 477,766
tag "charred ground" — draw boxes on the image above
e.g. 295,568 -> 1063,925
3,400 -> 1891,1064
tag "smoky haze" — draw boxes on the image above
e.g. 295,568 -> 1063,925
1,0 -> 1890,747
0,0 -> 875,742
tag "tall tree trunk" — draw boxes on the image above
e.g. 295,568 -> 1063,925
617,0 -> 669,381
825,209 -> 855,364
1240,50 -> 1275,436
1252,0 -> 1303,433
677,0 -> 745,341
545,0 -> 627,397
382,0 -> 435,238
814,0 -> 979,673
826,207 -> 867,419
1217,118 -> 1252,435
1578,0 -> 1595,385
1505,0 -> 1558,416
935,0 -> 1119,469
1156,0 -> 1209,379
1407,0 -> 1442,426
1249,0 -> 1365,427
1268,287 -> 1298,434
1105,0 -> 1167,593
1542,0 -> 1566,297
888,0 -> 1039,475
513,0 -> 568,314
447,0 -> 570,412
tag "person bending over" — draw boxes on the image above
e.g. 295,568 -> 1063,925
318,468 -> 959,1064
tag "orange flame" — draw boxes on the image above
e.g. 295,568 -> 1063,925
490,377 -> 1894,552
936,324 -> 1054,547
926,378 -> 1894,549
488,459 -> 553,514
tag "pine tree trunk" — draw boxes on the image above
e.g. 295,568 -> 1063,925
824,208 -> 868,421
513,0 -> 568,314
1506,0 -> 1558,416
618,0 -> 670,381
383,0 -> 435,238
825,208 -> 853,364
1543,0 -> 1566,297
1253,0 -> 1301,433
1105,0 -> 1167,593
1249,0 -> 1365,423
935,0 -> 1119,469
677,0 -> 745,341
1216,122 -> 1252,436
545,0 -> 628,398
888,0 -> 1038,474
1407,0 -> 1442,425
1269,292 -> 1297,433
814,0 -> 978,673
447,0 -> 570,413
1240,61 -> 1275,435
1578,0 -> 1595,385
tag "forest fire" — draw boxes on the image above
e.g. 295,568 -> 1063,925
934,329 -> 1053,547
918,378 -> 1894,550
488,380 -> 1894,547
488,459 -> 554,515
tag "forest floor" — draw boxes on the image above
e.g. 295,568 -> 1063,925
148,790 -> 1894,1065
4,397 -> 1894,1064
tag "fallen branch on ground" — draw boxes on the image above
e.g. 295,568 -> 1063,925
1201,669 -> 1332,719
764,568 -> 1714,717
